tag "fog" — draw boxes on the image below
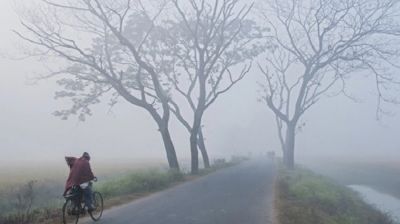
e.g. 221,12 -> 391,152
0,0 -> 399,168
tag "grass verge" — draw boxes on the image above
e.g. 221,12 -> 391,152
276,165 -> 396,224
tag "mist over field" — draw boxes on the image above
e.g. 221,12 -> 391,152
0,0 -> 399,168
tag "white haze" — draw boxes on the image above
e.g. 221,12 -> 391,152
0,0 -> 399,167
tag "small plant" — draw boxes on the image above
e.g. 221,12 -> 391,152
15,180 -> 37,223
0,180 -> 39,224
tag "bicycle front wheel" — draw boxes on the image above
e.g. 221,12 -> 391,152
89,191 -> 104,221
62,198 -> 79,224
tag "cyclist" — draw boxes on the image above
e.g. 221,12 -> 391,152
64,152 -> 96,212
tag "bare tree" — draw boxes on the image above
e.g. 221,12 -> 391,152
167,0 -> 266,173
15,0 -> 181,170
259,0 -> 400,169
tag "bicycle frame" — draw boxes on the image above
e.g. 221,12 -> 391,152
65,187 -> 86,215
63,182 -> 103,224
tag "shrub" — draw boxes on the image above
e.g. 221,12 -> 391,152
0,180 -> 40,224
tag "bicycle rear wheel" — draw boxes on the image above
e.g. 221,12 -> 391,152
62,198 -> 79,224
89,191 -> 104,221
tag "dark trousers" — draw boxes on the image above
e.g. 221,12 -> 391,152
82,185 -> 93,209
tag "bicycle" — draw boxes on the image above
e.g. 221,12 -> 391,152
62,181 -> 104,224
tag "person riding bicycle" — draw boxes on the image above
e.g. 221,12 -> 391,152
64,152 -> 96,212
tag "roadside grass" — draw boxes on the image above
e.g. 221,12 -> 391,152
302,159 -> 400,199
96,169 -> 184,199
276,165 -> 396,224
0,158 -> 240,224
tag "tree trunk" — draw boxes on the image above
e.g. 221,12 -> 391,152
191,52 -> 206,174
198,128 -> 210,168
159,125 -> 180,170
284,123 -> 296,169
190,129 -> 199,174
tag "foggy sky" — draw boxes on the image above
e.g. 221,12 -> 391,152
0,0 -> 399,166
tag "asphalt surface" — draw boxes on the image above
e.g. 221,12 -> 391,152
82,158 -> 276,224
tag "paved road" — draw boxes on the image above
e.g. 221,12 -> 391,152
83,159 -> 276,224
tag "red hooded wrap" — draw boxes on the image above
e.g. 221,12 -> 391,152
64,156 -> 95,195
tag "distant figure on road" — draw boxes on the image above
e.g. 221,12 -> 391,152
64,152 -> 96,212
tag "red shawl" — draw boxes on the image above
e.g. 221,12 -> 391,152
64,156 -> 95,195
